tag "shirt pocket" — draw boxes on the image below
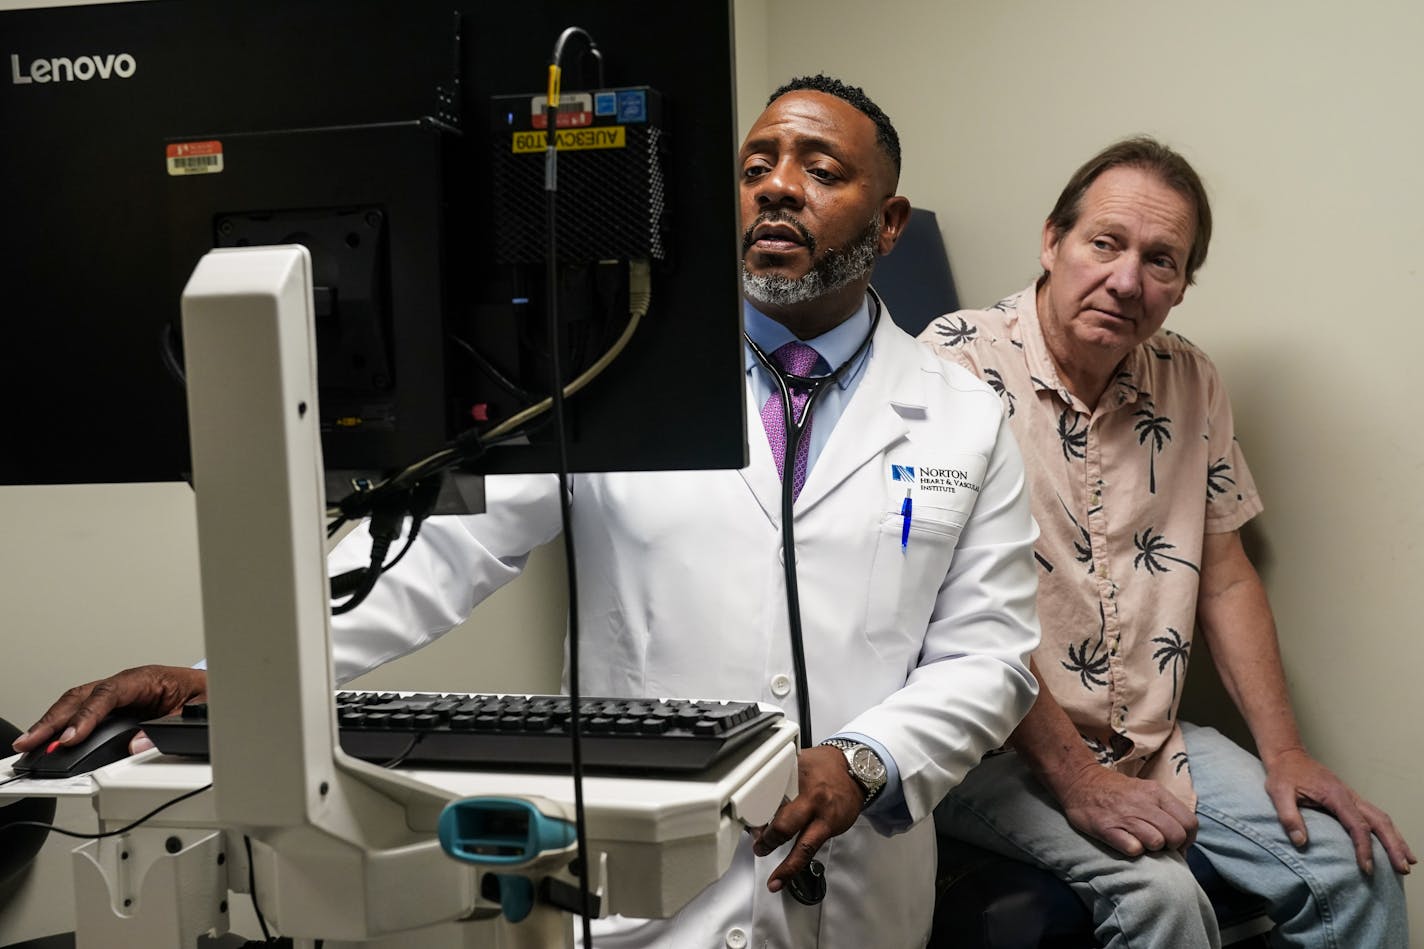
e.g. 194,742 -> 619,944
862,504 -> 966,662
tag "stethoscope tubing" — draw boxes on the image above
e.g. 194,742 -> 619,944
743,288 -> 883,748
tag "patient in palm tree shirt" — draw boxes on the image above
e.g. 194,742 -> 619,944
927,280 -> 1254,806
919,136 -> 1412,948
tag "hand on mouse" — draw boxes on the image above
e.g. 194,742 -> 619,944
12,665 -> 207,756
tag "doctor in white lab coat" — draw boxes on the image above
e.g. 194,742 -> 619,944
327,76 -> 1043,948
17,76 -> 1040,949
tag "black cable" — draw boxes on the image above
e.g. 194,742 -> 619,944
546,26 -> 599,948
380,732 -> 424,769
330,527 -> 396,615
160,322 -> 186,388
330,486 -> 417,613
330,473 -> 446,606
0,774 -> 25,789
378,530 -> 421,573
1,783 -> 213,841
380,476 -> 444,569
447,333 -> 536,402
244,834 -> 275,942
323,421 -> 544,600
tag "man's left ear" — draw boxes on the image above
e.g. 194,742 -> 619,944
877,197 -> 913,256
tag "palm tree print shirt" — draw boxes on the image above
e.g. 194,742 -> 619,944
919,285 -> 1261,805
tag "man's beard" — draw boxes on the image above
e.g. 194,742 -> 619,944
741,211 -> 881,309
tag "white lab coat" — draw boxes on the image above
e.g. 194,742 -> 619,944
330,313 -> 1041,948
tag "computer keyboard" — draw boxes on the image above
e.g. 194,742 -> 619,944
142,691 -> 782,773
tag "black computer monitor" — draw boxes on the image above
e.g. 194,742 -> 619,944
0,0 -> 746,487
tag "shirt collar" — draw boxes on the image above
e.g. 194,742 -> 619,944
742,294 -> 874,391
1015,281 -> 1147,413
1013,284 -> 1076,404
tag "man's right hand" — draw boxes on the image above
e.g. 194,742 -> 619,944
1058,763 -> 1198,857
10,665 -> 208,757
1009,661 -> 1197,858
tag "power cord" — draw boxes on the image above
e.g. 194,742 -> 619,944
244,834 -> 276,942
447,333 -> 537,403
330,474 -> 444,613
0,782 -> 213,841
329,499 -> 405,615
379,732 -> 425,769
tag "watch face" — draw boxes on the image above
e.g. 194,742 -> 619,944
850,745 -> 887,784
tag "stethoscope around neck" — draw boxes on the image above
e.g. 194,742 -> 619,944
741,286 -> 883,750
745,287 -> 883,455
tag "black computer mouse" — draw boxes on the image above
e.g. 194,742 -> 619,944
13,717 -> 145,778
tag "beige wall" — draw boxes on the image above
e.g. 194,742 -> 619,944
747,0 -> 1422,937
3,0 -> 1419,941
0,484 -> 566,739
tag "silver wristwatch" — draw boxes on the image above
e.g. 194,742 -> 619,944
820,738 -> 887,808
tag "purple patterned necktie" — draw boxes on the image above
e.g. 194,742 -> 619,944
761,341 -> 821,500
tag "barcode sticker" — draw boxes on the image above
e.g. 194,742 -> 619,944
529,92 -> 594,129
166,140 -> 224,176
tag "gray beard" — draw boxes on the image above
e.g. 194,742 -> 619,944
742,215 -> 881,309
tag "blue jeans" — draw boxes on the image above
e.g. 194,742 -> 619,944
934,723 -> 1408,948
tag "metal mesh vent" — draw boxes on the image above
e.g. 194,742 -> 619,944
492,125 -> 667,263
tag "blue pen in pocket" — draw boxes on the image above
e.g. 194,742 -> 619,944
900,491 -> 913,548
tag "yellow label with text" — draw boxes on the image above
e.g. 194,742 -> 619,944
512,126 -> 627,154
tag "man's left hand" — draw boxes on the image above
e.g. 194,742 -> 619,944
751,745 -> 865,892
1264,747 -> 1417,875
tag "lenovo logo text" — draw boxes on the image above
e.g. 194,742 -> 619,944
11,52 -> 137,84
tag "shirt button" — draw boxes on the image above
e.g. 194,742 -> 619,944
726,928 -> 748,949
770,674 -> 792,697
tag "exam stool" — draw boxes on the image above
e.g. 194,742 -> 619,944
0,717 -> 56,890
930,838 -> 1275,948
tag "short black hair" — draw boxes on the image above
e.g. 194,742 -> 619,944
767,74 -> 901,180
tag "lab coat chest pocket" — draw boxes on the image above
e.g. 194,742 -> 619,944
862,452 -> 986,661
863,505 -> 966,661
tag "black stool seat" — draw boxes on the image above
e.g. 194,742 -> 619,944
0,717 -> 56,891
0,937 -> 76,949
931,838 -> 1273,948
